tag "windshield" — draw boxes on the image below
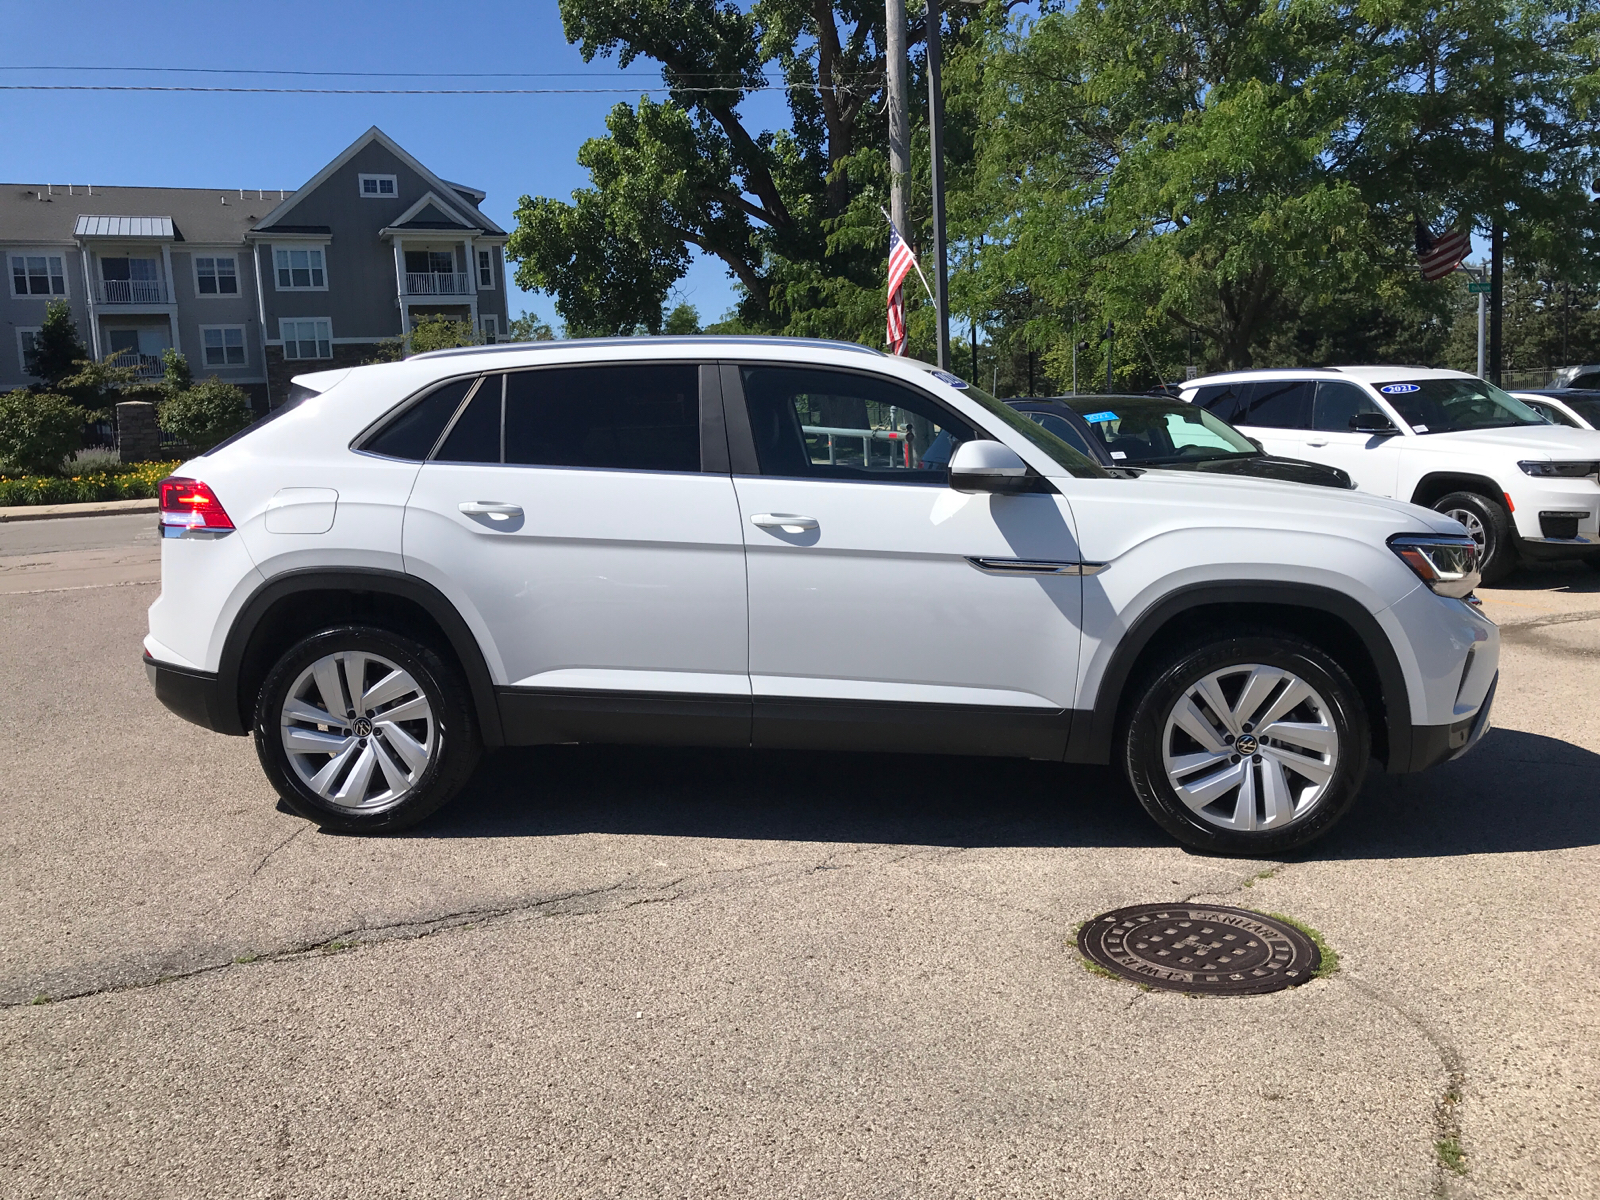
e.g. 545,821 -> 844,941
1376,379 -> 1547,434
1565,397 -> 1600,428
1070,400 -> 1258,464
903,362 -> 1109,478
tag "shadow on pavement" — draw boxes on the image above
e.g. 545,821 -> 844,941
411,727 -> 1600,858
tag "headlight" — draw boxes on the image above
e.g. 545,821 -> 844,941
1518,460 -> 1599,477
1388,534 -> 1480,598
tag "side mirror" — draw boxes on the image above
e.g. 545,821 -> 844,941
1350,411 -> 1400,435
949,440 -> 1042,494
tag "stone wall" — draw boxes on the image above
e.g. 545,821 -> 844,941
116,401 -> 162,465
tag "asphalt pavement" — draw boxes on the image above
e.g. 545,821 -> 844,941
1,514 -> 1596,1199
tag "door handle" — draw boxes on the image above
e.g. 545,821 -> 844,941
751,513 -> 819,532
1306,440 -> 1330,447
459,501 -> 523,521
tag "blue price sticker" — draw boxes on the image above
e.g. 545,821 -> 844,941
930,369 -> 970,389
1083,410 -> 1119,423
1381,383 -> 1421,394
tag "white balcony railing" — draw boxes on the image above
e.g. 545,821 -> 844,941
404,271 -> 471,296
99,278 -> 168,304
106,351 -> 166,379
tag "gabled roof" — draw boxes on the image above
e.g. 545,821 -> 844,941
251,126 -> 505,236
0,185 -> 272,244
381,190 -> 481,236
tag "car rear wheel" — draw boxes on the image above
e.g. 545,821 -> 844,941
1433,490 -> 1515,584
1121,633 -> 1369,856
254,626 -> 481,833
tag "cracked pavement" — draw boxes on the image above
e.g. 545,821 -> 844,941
2,515 -> 1597,1198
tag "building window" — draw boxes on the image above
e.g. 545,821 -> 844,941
477,249 -> 494,289
274,248 -> 326,290
480,314 -> 498,344
359,174 -> 397,198
195,256 -> 238,296
10,254 -> 67,297
281,318 -> 332,360
201,325 -> 247,367
17,328 -> 42,376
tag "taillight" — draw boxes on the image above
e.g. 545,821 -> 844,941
159,477 -> 235,536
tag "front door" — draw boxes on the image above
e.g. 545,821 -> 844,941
1303,380 -> 1401,495
403,362 -> 751,745
726,363 -> 1084,757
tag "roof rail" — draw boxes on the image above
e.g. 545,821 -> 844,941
411,335 -> 885,361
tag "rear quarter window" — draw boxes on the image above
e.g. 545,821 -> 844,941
1190,383 -> 1251,424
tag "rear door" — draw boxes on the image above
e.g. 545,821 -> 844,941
1227,378 -> 1317,460
403,361 -> 751,745
725,363 -> 1084,758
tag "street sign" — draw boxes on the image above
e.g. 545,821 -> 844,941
1468,281 -> 1491,294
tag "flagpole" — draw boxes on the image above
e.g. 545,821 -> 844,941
925,0 -> 951,371
886,0 -> 910,238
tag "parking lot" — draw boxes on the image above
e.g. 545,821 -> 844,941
1,512 -> 1596,1199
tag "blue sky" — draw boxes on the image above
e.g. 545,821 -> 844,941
1,0 -> 750,329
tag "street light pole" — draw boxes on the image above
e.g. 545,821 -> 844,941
925,0 -> 951,370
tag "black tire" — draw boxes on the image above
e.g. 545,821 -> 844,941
254,625 -> 481,833
1433,490 -> 1515,585
1120,632 -> 1370,857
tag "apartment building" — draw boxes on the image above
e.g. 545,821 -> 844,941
1,127 -> 510,410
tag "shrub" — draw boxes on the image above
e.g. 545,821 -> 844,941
159,376 -> 252,451
0,460 -> 178,507
0,390 -> 86,475
408,313 -> 479,355
161,348 -> 193,394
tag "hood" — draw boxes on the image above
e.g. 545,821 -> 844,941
1408,424 -> 1600,457
1130,466 -> 1462,532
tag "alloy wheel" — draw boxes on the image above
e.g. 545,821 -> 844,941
1160,663 -> 1339,832
279,650 -> 436,810
1444,505 -> 1488,554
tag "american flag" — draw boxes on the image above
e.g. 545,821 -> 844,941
886,221 -> 916,356
1416,221 -> 1472,281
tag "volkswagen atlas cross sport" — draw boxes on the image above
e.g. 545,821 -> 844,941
144,338 -> 1498,856
1181,367 -> 1600,583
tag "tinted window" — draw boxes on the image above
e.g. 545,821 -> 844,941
435,376 -> 502,463
1378,379 -> 1546,434
1239,380 -> 1313,429
1025,412 -> 1097,459
1076,401 -> 1256,464
1571,371 -> 1600,389
1312,381 -> 1383,432
365,377 -> 477,460
503,365 -> 699,472
1567,398 -> 1600,427
1191,384 -> 1250,423
741,366 -> 974,483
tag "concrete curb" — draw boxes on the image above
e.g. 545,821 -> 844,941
0,498 -> 158,523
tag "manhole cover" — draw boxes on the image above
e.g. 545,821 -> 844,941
1078,904 -> 1320,995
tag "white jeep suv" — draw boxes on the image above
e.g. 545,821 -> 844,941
1181,366 -> 1600,582
145,338 -> 1498,855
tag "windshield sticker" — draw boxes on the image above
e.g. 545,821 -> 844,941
1381,383 -> 1421,394
930,369 -> 970,389
1110,450 -> 1128,459
1083,410 -> 1119,423
1412,424 -> 1429,433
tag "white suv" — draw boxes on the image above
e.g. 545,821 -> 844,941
145,338 -> 1498,855
1181,367 -> 1600,582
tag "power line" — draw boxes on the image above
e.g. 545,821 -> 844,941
0,84 -> 808,95
0,64 -> 790,81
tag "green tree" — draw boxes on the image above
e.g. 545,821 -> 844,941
507,311 -> 556,341
161,348 -> 193,395
158,376 -> 252,451
407,314 -> 480,355
508,0 -> 975,344
0,391 -> 84,475
31,299 -> 87,389
663,302 -> 702,334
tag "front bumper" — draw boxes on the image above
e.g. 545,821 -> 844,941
144,653 -> 245,735
1393,671 -> 1497,773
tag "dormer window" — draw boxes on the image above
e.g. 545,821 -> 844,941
359,174 -> 397,198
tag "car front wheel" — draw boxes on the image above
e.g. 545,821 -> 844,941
1121,633 -> 1370,856
1434,490 -> 1515,584
254,626 -> 481,833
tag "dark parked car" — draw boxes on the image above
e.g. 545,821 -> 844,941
1007,396 -> 1356,488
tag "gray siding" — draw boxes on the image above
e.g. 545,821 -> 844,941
0,244 -> 88,389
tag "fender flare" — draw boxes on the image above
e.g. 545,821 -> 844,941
218,567 -> 504,745
1065,580 -> 1412,770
